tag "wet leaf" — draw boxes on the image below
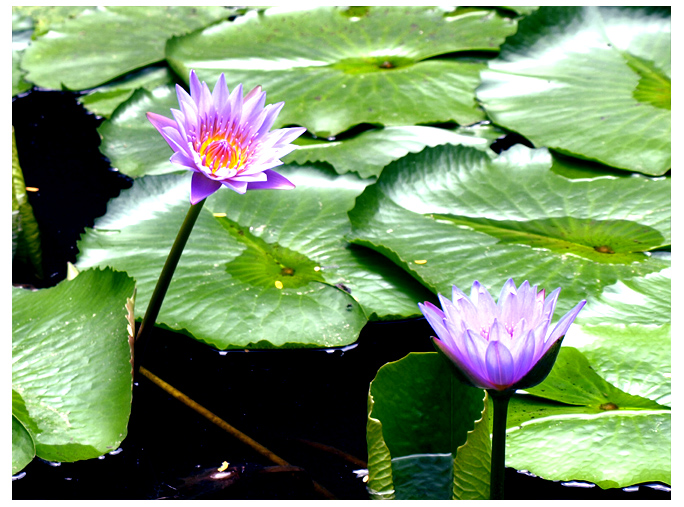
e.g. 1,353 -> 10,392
477,6 -> 670,175
76,166 -> 434,350
12,268 -> 135,472
166,6 -> 518,137
348,144 -> 670,317
21,6 -> 229,90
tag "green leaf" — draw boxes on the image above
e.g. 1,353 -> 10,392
76,166 -> 433,349
20,6 -> 229,90
452,391 -> 491,499
12,415 -> 34,475
366,352 -> 487,499
284,124 -> 502,179
367,351 -> 670,495
477,6 -> 670,175
506,409 -> 670,488
12,268 -> 135,472
78,66 -> 177,119
12,6 -> 92,37
12,14 -> 33,96
506,347 -> 670,488
166,6 -> 518,137
524,347 -> 664,411
348,144 -> 670,317
576,267 -> 670,325
564,324 -> 671,407
98,85 -> 182,178
12,127 -> 42,278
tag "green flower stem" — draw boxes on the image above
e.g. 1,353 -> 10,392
134,198 -> 206,374
488,390 -> 512,500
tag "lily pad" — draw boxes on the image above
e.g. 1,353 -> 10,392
477,6 -> 671,175
12,127 -> 42,278
564,324 -> 671,407
78,66 -> 177,119
284,124 -> 502,179
576,267 -> 670,326
98,84 -> 183,177
348,144 -> 670,317
76,165 -> 434,349
12,268 -> 135,473
367,350 -> 670,498
12,12 -> 34,96
20,6 -> 229,90
366,352 -> 489,499
506,409 -> 670,489
165,6 -> 519,137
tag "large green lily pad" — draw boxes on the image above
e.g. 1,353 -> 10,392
564,324 -> 671,407
98,84 -> 182,178
284,124 -> 502,179
367,350 -> 669,498
367,353 -> 489,499
477,6 -> 671,175
166,6 -> 518,137
98,81 -> 503,180
12,268 -> 135,474
348,144 -> 670,317
76,165 -> 434,349
78,65 -> 177,119
20,6 -> 229,90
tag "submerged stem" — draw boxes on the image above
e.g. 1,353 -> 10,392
488,390 -> 512,500
134,199 -> 206,375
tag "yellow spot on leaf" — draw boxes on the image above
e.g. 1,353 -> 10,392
275,280 -> 284,289
414,260 -> 428,265
217,461 -> 229,472
213,212 -> 227,217
25,186 -> 39,192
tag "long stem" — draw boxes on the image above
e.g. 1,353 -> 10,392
134,199 -> 205,374
489,390 -> 512,500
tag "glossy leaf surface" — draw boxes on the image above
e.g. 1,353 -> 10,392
166,6 -> 518,136
478,6 -> 671,174
12,268 -> 135,473
349,144 -> 670,316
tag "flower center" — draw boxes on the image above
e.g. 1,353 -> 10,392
198,134 -> 246,175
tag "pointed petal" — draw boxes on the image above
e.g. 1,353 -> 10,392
544,299 -> 586,351
188,70 -> 202,103
256,102 -> 285,138
212,73 -> 228,110
146,111 -> 178,133
510,329 -> 536,382
472,281 -> 498,320
246,169 -> 295,190
419,302 -> 451,345
433,337 -> 495,390
485,340 -> 515,389
190,172 -> 221,204
221,178 -> 249,194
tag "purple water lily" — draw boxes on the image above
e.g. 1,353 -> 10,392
419,279 -> 585,392
147,70 -> 306,204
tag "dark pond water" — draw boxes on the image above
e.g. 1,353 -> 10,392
11,89 -> 670,500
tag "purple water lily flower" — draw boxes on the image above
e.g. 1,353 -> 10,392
147,70 -> 306,204
419,279 -> 585,392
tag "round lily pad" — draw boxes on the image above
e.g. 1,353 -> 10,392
348,144 -> 670,316
477,6 -> 671,175
166,6 -> 518,137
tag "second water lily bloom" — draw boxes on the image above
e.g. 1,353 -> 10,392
419,279 -> 586,392
147,70 -> 306,204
